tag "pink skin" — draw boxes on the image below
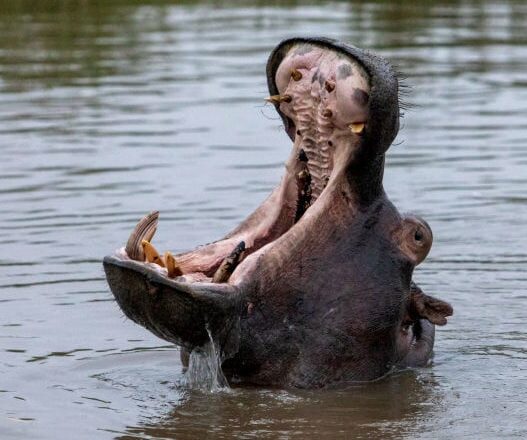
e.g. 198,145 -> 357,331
274,44 -> 369,131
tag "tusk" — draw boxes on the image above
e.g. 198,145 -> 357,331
164,251 -> 183,278
291,68 -> 302,81
265,94 -> 292,104
212,241 -> 246,283
125,211 -> 159,261
142,240 -> 165,267
349,122 -> 365,134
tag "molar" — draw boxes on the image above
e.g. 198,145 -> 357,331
295,149 -> 312,222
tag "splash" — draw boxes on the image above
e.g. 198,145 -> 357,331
185,326 -> 229,392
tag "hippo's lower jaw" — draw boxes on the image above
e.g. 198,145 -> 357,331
104,37 -> 453,388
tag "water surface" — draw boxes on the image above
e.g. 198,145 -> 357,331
1,1 -> 526,438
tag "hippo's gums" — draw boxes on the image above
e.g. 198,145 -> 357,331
103,37 -> 453,388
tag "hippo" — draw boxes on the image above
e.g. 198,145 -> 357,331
103,37 -> 453,388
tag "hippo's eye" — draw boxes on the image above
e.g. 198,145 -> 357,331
414,229 -> 424,242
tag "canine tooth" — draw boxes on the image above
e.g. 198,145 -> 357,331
325,80 -> 335,92
265,94 -> 292,104
291,68 -> 302,81
141,240 -> 165,267
212,241 -> 246,283
125,211 -> 159,261
349,122 -> 365,134
322,109 -> 333,118
164,251 -> 183,278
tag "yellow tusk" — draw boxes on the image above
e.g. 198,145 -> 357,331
141,240 -> 165,267
265,94 -> 292,104
349,122 -> 365,134
164,251 -> 183,278
291,68 -> 302,81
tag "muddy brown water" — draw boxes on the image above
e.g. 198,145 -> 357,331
1,1 -> 526,438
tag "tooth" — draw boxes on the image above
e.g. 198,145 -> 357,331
349,122 -> 365,134
295,154 -> 312,223
164,251 -> 183,278
322,109 -> 333,118
125,211 -> 159,261
291,68 -> 302,81
297,169 -> 310,180
142,240 -> 165,267
325,80 -> 335,92
212,241 -> 246,283
265,94 -> 292,104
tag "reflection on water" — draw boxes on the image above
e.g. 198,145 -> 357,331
0,1 -> 526,439
115,370 -> 443,439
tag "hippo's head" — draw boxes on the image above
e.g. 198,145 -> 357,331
104,37 -> 453,388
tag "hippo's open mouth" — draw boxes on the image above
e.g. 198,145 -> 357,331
104,37 -> 453,388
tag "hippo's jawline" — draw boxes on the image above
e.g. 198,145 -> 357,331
103,37 -> 453,388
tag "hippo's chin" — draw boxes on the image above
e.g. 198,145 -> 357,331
104,37 -> 453,388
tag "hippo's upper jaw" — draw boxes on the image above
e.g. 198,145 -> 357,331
103,37 -> 453,388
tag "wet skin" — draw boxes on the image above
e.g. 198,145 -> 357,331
103,37 -> 453,388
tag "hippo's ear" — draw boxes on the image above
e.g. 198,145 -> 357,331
409,283 -> 453,326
